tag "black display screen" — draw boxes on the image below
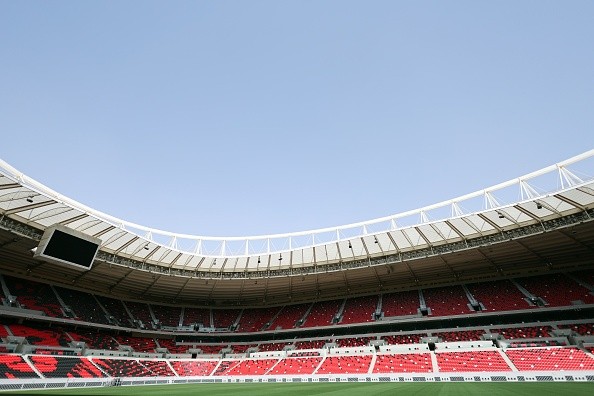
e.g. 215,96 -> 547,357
42,229 -> 99,269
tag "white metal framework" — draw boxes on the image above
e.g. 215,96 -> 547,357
1,150 -> 593,273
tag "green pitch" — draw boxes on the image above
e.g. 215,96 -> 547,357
3,382 -> 594,396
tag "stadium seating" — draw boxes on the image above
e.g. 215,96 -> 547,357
158,339 -> 189,354
302,300 -> 342,328
336,336 -> 374,348
196,344 -> 225,354
494,326 -> 552,339
372,353 -> 432,373
505,347 -> 594,371
125,301 -> 154,329
315,355 -> 372,374
381,290 -> 420,317
518,274 -> 594,306
433,330 -> 485,342
54,286 -> 109,324
340,295 -> 378,324
29,356 -> 105,378
268,303 -> 309,330
92,358 -> 153,377
113,335 -> 156,353
218,358 -> 278,375
465,280 -> 532,312
67,329 -> 119,350
236,307 -> 280,332
182,307 -> 211,327
151,304 -> 182,328
9,324 -> 71,347
212,309 -> 241,329
0,355 -> 39,378
294,340 -> 330,350
558,322 -> 594,336
3,276 -> 64,318
268,357 -> 322,375
139,360 -> 175,376
170,360 -> 218,376
258,342 -> 289,352
95,295 -> 133,327
230,344 -> 257,353
435,350 -> 512,372
381,333 -> 425,345
422,285 -> 472,317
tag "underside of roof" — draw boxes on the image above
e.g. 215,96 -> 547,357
0,151 -> 593,305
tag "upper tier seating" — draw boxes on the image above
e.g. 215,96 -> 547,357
212,309 -> 241,329
466,280 -> 531,312
230,344 -> 257,353
0,355 -> 39,378
170,360 -> 218,376
294,340 -> 330,350
336,336 -> 374,348
268,303 -> 309,330
433,329 -> 485,342
570,269 -> 594,288
182,307 -> 211,327
258,342 -> 289,352
30,356 -> 105,378
125,302 -> 153,329
315,355 -> 372,374
95,296 -> 133,327
493,326 -> 552,339
54,287 -> 109,324
340,296 -> 378,325
435,350 -> 512,372
268,357 -> 322,375
382,333 -> 425,345
518,273 -> 594,307
3,276 -> 63,318
236,307 -> 280,332
151,304 -> 181,328
422,285 -> 472,317
302,300 -> 342,328
381,290 -> 420,317
557,322 -> 594,336
505,347 -> 594,371
372,353 -> 432,373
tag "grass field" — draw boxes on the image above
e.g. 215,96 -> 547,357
4,382 -> 594,396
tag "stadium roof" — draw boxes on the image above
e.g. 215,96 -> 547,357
0,150 -> 593,305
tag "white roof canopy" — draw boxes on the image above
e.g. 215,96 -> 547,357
1,150 -> 593,272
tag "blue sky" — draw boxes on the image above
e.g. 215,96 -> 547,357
1,1 -> 593,237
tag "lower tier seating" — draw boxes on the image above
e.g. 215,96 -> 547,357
91,358 -> 153,377
372,353 -> 432,373
170,360 -> 218,376
29,356 -> 104,378
0,355 -> 39,378
315,355 -> 372,374
268,357 -> 322,375
435,350 -> 512,372
505,347 -> 594,371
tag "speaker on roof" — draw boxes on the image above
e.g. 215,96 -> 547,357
33,224 -> 101,270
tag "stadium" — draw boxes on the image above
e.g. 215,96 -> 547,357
0,149 -> 593,395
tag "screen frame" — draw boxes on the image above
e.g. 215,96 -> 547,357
33,224 -> 101,271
